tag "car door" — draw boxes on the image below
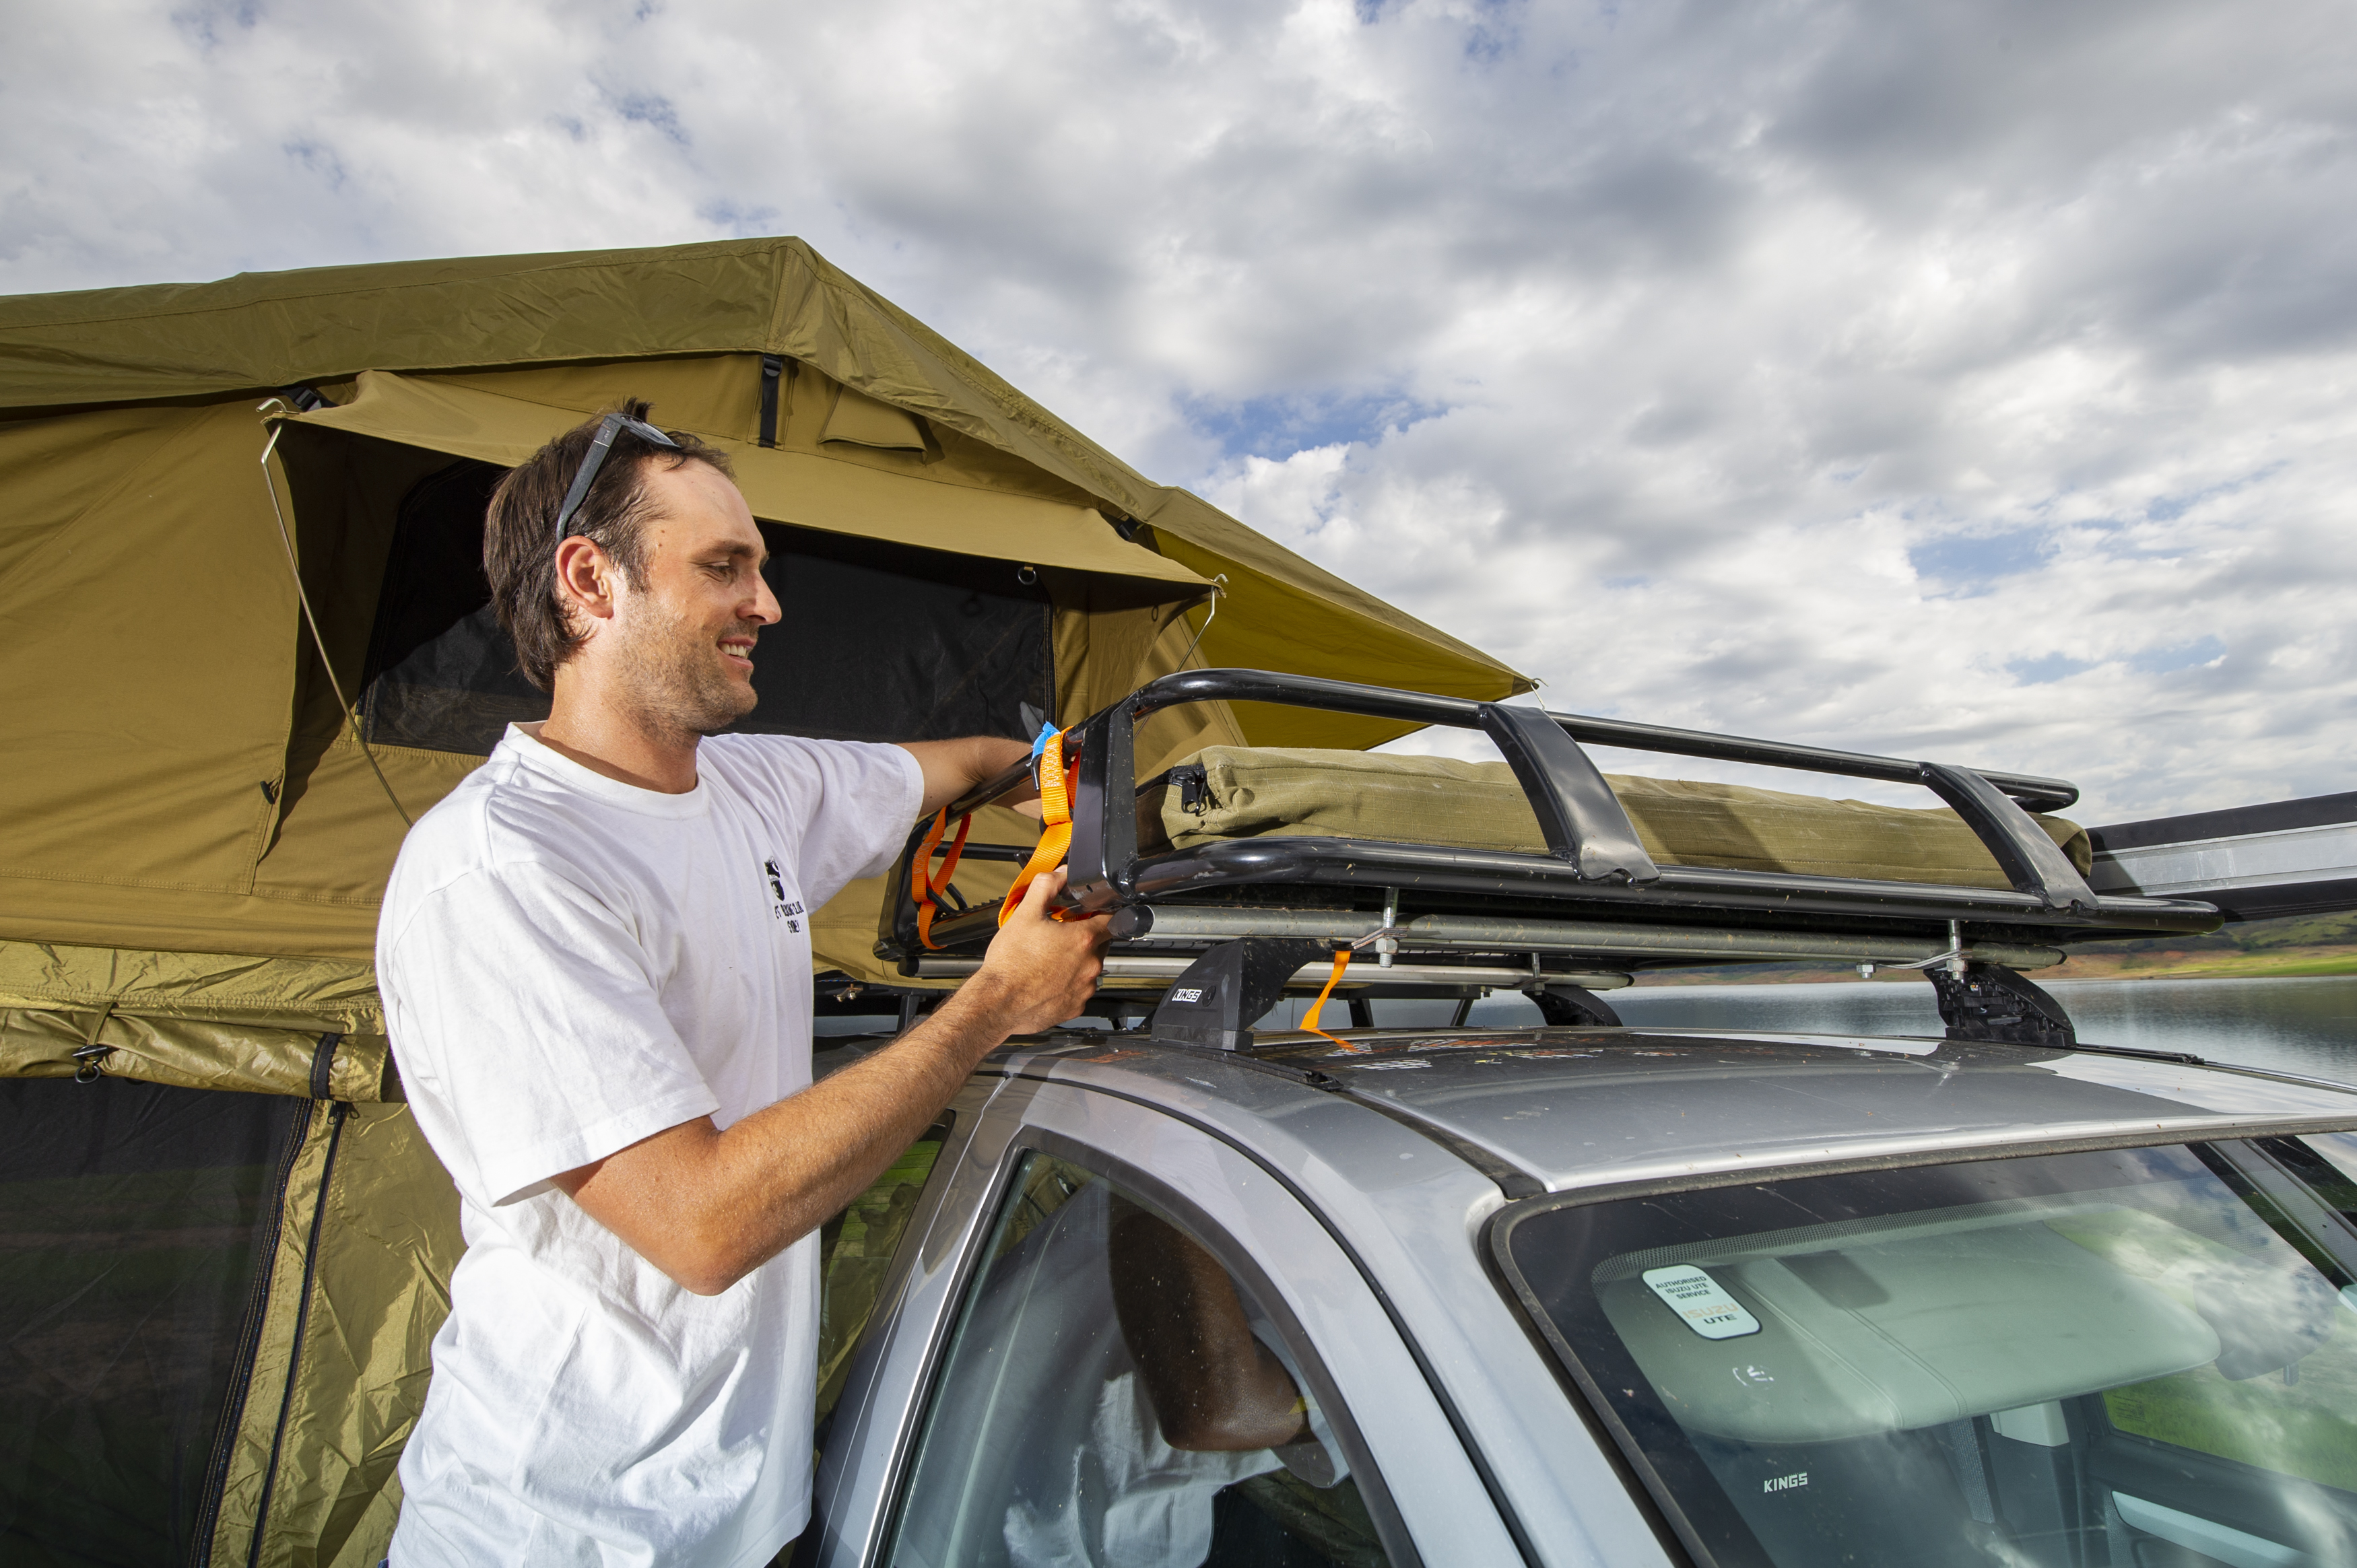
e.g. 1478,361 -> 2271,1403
808,1071 -> 1526,1567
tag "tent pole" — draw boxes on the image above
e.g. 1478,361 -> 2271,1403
256,408 -> 412,829
1171,574 -> 1227,671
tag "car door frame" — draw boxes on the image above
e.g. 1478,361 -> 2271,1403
809,1069 -> 1530,1567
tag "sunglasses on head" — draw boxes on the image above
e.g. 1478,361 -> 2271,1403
551,411 -> 682,546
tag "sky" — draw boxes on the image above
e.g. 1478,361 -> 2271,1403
7,0 -> 2355,823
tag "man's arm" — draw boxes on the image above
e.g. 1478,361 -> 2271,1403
554,869 -> 1106,1295
899,735 -> 1036,818
1108,1198 -> 1310,1451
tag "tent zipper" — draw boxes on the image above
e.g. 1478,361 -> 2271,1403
243,1081 -> 351,1568
187,1064 -> 323,1567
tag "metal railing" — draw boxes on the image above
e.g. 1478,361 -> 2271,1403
879,669 -> 2220,972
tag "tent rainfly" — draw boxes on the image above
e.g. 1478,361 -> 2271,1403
0,239 -> 1524,1566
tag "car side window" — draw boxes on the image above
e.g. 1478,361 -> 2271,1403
816,1118 -> 953,1427
883,1151 -> 1395,1567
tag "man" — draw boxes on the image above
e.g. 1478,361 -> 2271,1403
376,402 -> 1108,1566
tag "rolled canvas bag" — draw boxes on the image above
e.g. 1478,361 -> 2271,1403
1145,747 -> 2090,891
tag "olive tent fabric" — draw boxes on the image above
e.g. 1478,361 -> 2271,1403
0,238 -> 1528,753
205,1100 -> 461,1568
1151,747 -> 2094,889
0,939 -> 392,1101
290,370 -> 1208,590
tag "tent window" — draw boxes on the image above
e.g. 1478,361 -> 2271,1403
739,522 -> 1051,744
0,1076 -> 308,1565
359,459 -> 543,754
358,459 -> 1053,755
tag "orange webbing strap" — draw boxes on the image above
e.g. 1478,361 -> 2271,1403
911,807 -> 972,951
1296,947 -> 1354,1046
1000,728 -> 1073,926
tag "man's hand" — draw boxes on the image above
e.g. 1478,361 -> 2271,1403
965,867 -> 1111,1033
554,870 -> 1108,1296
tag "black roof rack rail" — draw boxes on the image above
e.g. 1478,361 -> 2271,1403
877,669 -> 2221,982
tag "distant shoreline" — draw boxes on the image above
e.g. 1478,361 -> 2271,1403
1630,945 -> 2357,988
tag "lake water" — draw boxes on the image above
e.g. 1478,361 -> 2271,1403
1602,975 -> 2357,1085
1270,974 -> 2357,1085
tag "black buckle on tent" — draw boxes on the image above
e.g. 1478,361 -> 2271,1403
273,384 -> 332,413
758,355 -> 786,448
73,999 -> 117,1082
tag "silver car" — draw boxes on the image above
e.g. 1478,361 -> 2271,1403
802,1021 -> 2357,1568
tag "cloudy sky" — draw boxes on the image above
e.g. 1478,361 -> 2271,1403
9,0 -> 2354,822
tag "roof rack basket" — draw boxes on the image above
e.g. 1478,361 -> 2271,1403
878,669 -> 2222,1000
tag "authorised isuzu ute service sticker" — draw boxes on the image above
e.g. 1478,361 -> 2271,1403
1642,1264 -> 1762,1339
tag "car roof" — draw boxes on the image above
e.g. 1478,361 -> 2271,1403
999,1026 -> 2357,1195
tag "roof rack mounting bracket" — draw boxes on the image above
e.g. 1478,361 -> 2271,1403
1480,702 -> 1659,884
1917,761 -> 2098,912
1927,961 -> 2077,1050
1525,980 -> 1624,1028
1149,938 -> 1331,1052
1066,702 -> 1137,913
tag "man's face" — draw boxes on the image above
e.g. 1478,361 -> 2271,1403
601,458 -> 781,737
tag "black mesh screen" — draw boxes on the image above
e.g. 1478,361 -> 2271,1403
0,1077 -> 307,1567
358,458 -> 542,754
357,459 -> 1052,753
739,526 -> 1050,744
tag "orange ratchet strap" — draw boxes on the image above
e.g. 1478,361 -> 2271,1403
910,807 -> 972,951
999,728 -> 1075,925
1296,947 -> 1354,1046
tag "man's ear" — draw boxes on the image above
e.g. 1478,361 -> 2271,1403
553,537 -> 622,632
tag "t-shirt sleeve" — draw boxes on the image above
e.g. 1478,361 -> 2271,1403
733,737 -> 925,906
383,863 -> 721,1207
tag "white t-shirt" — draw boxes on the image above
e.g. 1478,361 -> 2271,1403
902,1182 -> 1346,1568
377,724 -> 922,1568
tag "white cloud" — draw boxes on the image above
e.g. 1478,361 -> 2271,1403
6,0 -> 2355,823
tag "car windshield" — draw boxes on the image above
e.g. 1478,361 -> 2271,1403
1495,1134 -> 2357,1567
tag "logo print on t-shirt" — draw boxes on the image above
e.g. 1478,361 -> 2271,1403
762,859 -> 805,932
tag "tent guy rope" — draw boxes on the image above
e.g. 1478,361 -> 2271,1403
256,403 -> 413,829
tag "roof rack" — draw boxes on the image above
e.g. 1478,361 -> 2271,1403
877,669 -> 2222,993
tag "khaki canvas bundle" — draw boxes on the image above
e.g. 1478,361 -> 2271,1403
1148,747 -> 2092,885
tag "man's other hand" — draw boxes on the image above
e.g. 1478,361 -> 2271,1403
901,735 -> 1035,818
971,868 -> 1110,1035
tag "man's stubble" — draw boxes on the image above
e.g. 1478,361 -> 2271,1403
609,596 -> 764,747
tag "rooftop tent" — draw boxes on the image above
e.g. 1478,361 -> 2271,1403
0,240 -> 1525,1566
0,239 -> 1525,976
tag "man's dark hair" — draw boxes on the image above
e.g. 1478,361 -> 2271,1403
483,399 -> 738,691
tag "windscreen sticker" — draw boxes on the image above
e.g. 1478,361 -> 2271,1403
1643,1264 -> 1762,1340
